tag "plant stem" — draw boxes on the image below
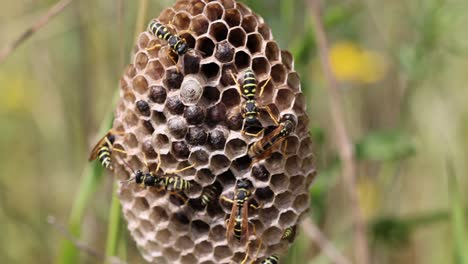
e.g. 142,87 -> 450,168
105,184 -> 122,264
0,0 -> 73,64
56,97 -> 117,264
307,1 -> 370,263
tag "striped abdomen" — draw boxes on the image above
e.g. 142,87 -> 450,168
201,185 -> 220,207
98,145 -> 112,169
242,68 -> 257,100
233,205 -> 244,240
148,21 -> 172,41
162,176 -> 191,191
282,226 -> 296,241
261,255 -> 279,264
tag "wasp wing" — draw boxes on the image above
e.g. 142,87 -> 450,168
88,131 -> 111,161
240,201 -> 250,246
226,199 -> 238,245
250,124 -> 285,160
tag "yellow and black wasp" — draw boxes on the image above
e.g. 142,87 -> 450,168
281,225 -> 297,242
248,114 -> 297,161
230,68 -> 277,137
220,179 -> 261,245
88,129 -> 127,170
200,183 -> 222,207
146,20 -> 198,68
260,255 -> 279,264
121,152 -> 195,201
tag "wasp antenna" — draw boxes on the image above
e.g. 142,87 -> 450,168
120,177 -> 135,185
119,156 -> 136,175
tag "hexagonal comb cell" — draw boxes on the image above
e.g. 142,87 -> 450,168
191,15 -> 209,36
204,2 -> 224,21
224,9 -> 241,27
112,0 -> 315,263
196,36 -> 215,57
227,27 -> 246,47
173,12 -> 191,30
241,15 -> 257,33
209,21 -> 229,41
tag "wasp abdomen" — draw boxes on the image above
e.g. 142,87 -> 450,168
149,21 -> 172,41
163,176 -> 191,191
242,69 -> 257,99
261,255 -> 279,264
98,146 -> 112,169
200,185 -> 221,207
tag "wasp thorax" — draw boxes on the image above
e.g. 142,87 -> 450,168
112,0 -> 315,263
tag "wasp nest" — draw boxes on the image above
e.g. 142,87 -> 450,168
112,0 -> 315,263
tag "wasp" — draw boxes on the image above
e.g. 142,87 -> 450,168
260,255 -> 279,264
88,129 -> 127,170
121,153 -> 195,201
221,179 -> 261,245
229,69 -> 277,137
146,20 -> 199,69
247,114 -> 297,161
200,184 -> 221,207
281,226 -> 297,242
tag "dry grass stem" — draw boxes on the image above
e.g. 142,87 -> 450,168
301,217 -> 351,264
0,0 -> 73,64
307,0 -> 370,263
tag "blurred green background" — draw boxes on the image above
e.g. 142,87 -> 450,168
1,0 -> 467,263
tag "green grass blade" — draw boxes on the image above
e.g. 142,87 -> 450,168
56,161 -> 105,264
448,161 -> 468,264
105,183 -> 122,263
56,98 -> 117,264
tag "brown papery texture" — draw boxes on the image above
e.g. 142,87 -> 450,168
112,0 -> 316,263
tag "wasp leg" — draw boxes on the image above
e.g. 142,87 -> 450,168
241,240 -> 252,264
165,22 -> 177,33
220,195 -> 235,205
229,70 -> 242,95
146,43 -> 162,51
166,163 -> 196,174
154,152 -> 162,174
109,129 -> 126,135
249,201 -> 263,210
259,105 -> 279,126
166,50 -> 182,73
249,239 -> 263,264
112,148 -> 127,154
178,26 -> 196,36
104,137 -> 113,148
242,230 -> 262,264
240,119 -> 264,137
282,140 -> 288,154
258,77 -> 271,97
229,71 -> 248,100
243,129 -> 264,137
168,191 -> 188,204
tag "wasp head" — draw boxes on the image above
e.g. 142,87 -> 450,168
135,170 -> 144,184
107,134 -> 116,144
237,178 -> 253,190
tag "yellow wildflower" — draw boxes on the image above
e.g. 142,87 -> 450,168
329,41 -> 387,84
